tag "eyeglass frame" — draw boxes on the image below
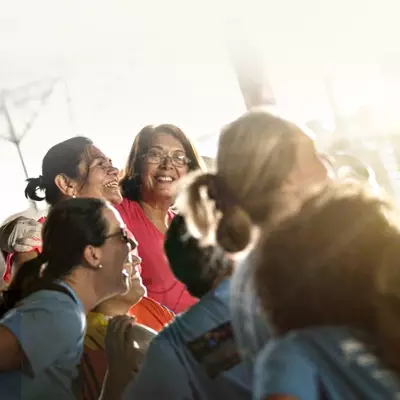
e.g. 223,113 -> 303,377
105,227 -> 137,249
141,149 -> 192,168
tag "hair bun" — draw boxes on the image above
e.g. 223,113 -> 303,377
216,204 -> 253,253
24,176 -> 46,202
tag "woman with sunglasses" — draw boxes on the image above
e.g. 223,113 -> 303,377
118,124 -> 206,313
0,197 -> 137,400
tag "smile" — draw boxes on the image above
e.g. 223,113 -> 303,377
104,181 -> 119,188
155,176 -> 174,182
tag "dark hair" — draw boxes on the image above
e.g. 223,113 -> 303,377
120,124 -> 206,201
254,183 -> 400,374
3,197 -> 108,309
25,136 -> 93,205
164,214 -> 233,298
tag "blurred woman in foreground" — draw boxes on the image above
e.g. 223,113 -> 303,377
253,183 -> 400,399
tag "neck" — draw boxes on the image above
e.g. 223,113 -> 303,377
63,276 -> 100,314
93,297 -> 134,317
139,199 -> 171,230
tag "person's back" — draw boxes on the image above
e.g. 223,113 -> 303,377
125,278 -> 252,399
123,215 -> 252,399
254,327 -> 400,400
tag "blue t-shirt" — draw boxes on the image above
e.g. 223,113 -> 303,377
0,282 -> 86,400
123,279 -> 253,400
254,327 -> 400,400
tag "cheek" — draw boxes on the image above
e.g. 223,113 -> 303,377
176,165 -> 189,178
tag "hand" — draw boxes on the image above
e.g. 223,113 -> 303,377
105,315 -> 139,374
7,218 -> 42,253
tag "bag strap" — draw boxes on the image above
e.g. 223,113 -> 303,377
24,280 -> 77,304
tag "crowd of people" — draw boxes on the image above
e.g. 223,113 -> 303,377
0,110 -> 399,399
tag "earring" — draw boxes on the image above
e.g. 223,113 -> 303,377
72,194 -> 76,198
98,264 -> 103,269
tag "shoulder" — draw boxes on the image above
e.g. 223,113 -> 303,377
6,289 -> 85,328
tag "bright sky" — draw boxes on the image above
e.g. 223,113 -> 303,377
2,0 -> 400,221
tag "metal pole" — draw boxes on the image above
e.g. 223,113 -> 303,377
1,94 -> 38,210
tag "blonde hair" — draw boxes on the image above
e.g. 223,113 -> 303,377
176,109 -> 304,253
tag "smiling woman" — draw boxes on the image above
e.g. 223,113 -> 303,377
118,124 -> 206,313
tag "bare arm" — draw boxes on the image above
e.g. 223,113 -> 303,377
0,325 -> 24,371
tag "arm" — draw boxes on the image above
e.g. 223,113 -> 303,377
0,325 -> 24,371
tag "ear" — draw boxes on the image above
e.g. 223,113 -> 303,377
82,245 -> 103,270
54,174 -> 78,197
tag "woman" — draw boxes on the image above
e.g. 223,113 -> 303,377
0,137 -> 174,396
123,215 -> 252,399
0,197 -> 137,400
252,183 -> 400,399
175,109 -> 330,359
118,124 -> 206,313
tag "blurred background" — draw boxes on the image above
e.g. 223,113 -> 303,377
2,0 -> 400,224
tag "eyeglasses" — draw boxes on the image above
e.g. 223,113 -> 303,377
105,228 -> 136,248
143,149 -> 191,167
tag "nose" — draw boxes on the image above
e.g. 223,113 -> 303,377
108,165 -> 119,176
160,155 -> 173,169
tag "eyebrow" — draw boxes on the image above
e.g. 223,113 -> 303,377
89,156 -> 112,167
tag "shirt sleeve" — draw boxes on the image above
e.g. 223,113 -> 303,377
0,291 -> 85,377
123,336 -> 192,400
253,336 -> 318,400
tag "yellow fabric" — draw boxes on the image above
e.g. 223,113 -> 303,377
85,312 -> 108,350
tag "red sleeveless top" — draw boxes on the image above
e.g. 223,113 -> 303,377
115,198 -> 197,313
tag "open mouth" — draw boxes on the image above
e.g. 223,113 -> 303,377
104,181 -> 120,189
154,176 -> 174,183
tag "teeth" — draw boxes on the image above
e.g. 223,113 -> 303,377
104,182 -> 119,188
156,176 -> 173,182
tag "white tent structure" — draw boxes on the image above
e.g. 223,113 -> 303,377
0,0 -> 246,224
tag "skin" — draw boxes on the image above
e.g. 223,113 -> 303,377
0,204 -> 139,372
11,145 -> 123,274
139,133 -> 189,234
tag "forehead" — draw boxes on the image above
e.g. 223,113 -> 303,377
86,145 -> 107,161
149,133 -> 185,151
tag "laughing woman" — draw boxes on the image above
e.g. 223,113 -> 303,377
117,124 -> 206,313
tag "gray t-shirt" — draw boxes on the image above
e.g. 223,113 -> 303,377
0,282 -> 86,399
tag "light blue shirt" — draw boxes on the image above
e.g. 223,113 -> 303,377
254,327 -> 400,400
0,282 -> 86,400
124,279 -> 253,400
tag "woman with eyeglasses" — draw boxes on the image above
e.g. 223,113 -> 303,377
118,124 -> 206,313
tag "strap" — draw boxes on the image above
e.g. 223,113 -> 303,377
24,280 -> 77,304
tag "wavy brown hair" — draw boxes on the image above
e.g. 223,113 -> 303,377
254,182 -> 400,374
120,124 -> 206,201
